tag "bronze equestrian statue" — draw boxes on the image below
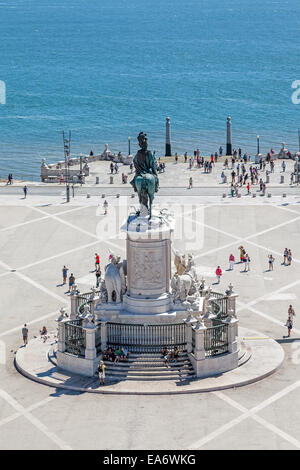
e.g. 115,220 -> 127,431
130,132 -> 159,219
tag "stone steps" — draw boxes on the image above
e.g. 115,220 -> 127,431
238,342 -> 252,367
103,352 -> 196,381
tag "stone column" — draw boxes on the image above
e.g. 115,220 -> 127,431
100,321 -> 108,353
184,313 -> 197,354
226,293 -> 238,319
193,320 -> 207,361
57,320 -> 66,353
84,326 -> 97,361
226,116 -> 232,156
165,117 -> 172,156
70,287 -> 79,319
225,316 -> 239,353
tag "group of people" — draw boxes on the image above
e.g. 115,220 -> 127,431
161,346 -> 180,368
283,248 -> 293,266
215,245 -> 296,336
110,162 -> 119,174
97,347 -> 130,384
102,346 -> 130,364
62,265 -> 76,291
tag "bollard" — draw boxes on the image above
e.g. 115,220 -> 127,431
96,176 -> 99,184
280,175 -> 284,184
110,176 -> 113,184
131,193 -> 135,198
283,193 -> 287,198
223,193 -> 227,198
268,193 -> 272,198
116,193 -> 120,198
87,193 -> 91,198
252,193 -> 256,198
224,176 -> 227,184
101,194 -> 105,198
266,175 -> 270,184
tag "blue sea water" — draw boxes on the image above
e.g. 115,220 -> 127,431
0,0 -> 300,180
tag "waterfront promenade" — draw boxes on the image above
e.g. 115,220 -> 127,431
0,166 -> 300,449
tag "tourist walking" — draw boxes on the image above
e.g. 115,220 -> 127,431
95,267 -> 101,288
62,265 -> 69,284
229,254 -> 235,271
287,249 -> 292,266
189,176 -> 193,189
281,161 -> 286,173
95,253 -> 100,270
22,324 -> 28,346
98,360 -> 106,385
244,253 -> 251,272
216,266 -> 222,284
268,255 -> 275,271
285,305 -> 296,337
23,185 -> 28,198
239,246 -> 246,263
68,273 -> 75,292
283,248 -> 288,265
103,200 -> 108,215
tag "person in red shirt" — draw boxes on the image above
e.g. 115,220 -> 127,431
247,182 -> 250,194
216,266 -> 222,284
95,253 -> 100,271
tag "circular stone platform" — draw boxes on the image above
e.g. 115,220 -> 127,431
15,327 -> 284,395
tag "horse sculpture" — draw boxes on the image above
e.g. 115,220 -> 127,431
130,132 -> 159,219
171,253 -> 198,302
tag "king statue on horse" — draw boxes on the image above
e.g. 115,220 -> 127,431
130,132 -> 159,218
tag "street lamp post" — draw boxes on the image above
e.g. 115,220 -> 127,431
257,135 -> 260,155
63,130 -> 71,203
128,136 -> 131,155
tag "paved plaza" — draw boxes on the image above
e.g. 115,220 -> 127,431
1,164 -> 300,449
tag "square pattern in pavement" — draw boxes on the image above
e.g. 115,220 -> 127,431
0,199 -> 300,450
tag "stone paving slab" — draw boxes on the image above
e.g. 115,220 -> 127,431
15,327 -> 284,395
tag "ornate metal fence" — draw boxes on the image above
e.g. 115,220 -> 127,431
192,327 -> 196,353
65,321 -> 86,357
106,322 -> 187,353
95,325 -> 102,355
204,323 -> 228,357
211,293 -> 228,319
77,289 -> 100,315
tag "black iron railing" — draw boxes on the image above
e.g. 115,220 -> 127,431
211,293 -> 228,319
106,322 -> 186,353
95,325 -> 102,355
77,289 -> 100,315
65,321 -> 86,356
204,323 -> 228,357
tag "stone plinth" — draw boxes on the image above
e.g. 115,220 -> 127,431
121,212 -> 174,316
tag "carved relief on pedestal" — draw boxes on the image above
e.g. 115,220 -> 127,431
131,249 -> 162,289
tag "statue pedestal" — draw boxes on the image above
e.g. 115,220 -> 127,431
123,214 -> 173,314
124,213 -> 175,317
95,210 -> 192,323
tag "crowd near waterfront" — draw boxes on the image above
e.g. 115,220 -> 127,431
1,0 -> 300,180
